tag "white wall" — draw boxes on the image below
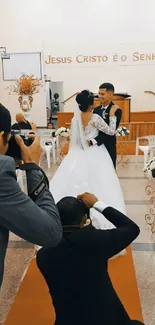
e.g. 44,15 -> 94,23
0,0 -> 155,122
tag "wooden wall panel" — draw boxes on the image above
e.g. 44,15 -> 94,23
120,122 -> 155,141
58,113 -> 155,140
94,97 -> 130,123
130,111 -> 155,122
57,112 -> 74,128
116,141 -> 136,155
59,110 -> 155,124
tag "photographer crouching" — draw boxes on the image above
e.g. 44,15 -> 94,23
0,103 -> 62,288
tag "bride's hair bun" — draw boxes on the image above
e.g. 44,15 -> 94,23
76,90 -> 94,112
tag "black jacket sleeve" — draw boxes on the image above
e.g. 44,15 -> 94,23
69,207 -> 140,260
115,108 -> 122,129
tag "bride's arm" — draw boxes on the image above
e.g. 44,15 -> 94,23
93,114 -> 116,136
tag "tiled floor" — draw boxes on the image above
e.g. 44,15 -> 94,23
0,155 -> 155,325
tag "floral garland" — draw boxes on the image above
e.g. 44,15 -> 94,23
143,157 -> 155,179
55,127 -> 70,137
116,126 -> 130,137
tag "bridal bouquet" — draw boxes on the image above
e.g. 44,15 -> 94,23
116,126 -> 130,137
55,127 -> 70,137
143,157 -> 155,179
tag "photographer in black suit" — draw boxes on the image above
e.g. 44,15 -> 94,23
37,192 -> 144,325
90,83 -> 122,168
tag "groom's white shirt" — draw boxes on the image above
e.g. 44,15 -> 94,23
92,201 -> 112,230
93,200 -> 109,212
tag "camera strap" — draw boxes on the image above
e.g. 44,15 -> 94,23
19,163 -> 49,202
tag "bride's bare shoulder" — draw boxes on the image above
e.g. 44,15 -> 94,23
81,112 -> 93,128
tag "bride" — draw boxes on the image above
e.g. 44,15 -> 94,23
50,90 -> 126,235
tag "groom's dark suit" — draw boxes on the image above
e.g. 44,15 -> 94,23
93,101 -> 122,168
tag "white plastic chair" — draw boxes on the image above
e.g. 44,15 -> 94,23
21,129 -> 36,136
21,128 -> 57,168
135,135 -> 155,166
40,137 -> 57,168
37,129 -> 55,138
56,135 -> 59,148
34,129 -> 56,168
16,169 -> 24,191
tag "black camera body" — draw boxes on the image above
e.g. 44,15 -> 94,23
5,130 -> 34,160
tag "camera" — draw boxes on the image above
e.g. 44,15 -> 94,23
5,130 -> 34,160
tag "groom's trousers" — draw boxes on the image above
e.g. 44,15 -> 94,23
102,138 -> 117,169
94,132 -> 117,169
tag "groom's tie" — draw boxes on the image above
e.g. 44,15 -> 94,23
101,106 -> 107,119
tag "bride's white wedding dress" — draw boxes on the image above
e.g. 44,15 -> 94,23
50,111 -> 126,257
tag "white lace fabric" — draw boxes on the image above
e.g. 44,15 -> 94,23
84,114 -> 116,139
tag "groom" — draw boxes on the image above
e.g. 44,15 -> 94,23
89,83 -> 122,169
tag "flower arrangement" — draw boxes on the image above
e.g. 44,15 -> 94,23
7,73 -> 42,96
143,157 -> 155,179
55,127 -> 70,137
60,142 -> 70,156
116,126 -> 130,137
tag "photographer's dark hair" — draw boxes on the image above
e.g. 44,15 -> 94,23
76,90 -> 94,112
57,196 -> 88,226
0,103 -> 11,145
99,83 -> 115,93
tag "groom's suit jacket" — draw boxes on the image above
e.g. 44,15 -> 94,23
93,101 -> 122,168
37,205 -> 140,325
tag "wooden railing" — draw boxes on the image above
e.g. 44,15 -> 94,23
62,93 -> 78,104
59,120 -> 155,155
59,114 -> 155,139
119,122 -> 155,141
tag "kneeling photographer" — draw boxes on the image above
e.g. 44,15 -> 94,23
0,103 -> 62,288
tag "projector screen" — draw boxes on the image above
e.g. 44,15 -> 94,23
2,52 -> 42,80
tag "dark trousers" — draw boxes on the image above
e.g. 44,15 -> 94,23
104,144 -> 116,169
0,226 -> 9,288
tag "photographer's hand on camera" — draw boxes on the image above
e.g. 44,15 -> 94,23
15,134 -> 42,164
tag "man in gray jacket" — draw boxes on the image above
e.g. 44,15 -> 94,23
0,103 -> 62,287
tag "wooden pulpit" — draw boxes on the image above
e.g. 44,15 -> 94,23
94,93 -> 131,123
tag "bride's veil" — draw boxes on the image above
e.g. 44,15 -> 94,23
69,104 -> 88,151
